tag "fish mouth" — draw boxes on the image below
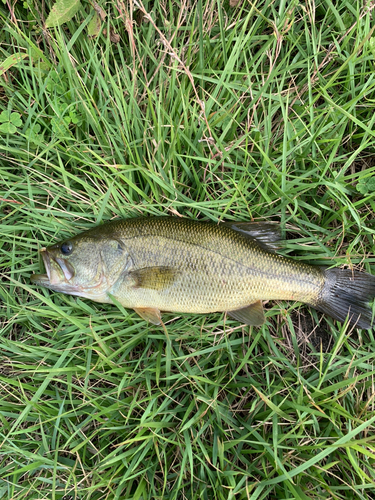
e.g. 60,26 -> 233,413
31,248 -> 75,288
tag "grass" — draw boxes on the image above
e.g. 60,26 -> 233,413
1,0 -> 375,498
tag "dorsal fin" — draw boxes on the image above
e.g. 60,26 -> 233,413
224,221 -> 282,253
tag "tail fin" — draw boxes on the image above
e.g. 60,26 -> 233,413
314,268 -> 375,330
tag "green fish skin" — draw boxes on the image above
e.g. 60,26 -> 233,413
31,217 -> 375,329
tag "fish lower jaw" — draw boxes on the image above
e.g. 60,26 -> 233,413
30,273 -> 49,285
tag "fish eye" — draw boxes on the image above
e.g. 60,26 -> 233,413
61,241 -> 73,256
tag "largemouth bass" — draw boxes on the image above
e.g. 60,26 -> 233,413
31,217 -> 375,329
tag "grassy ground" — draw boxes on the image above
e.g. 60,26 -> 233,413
1,0 -> 375,498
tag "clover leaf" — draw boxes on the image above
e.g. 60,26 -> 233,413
0,111 -> 23,134
25,123 -> 43,145
0,122 -> 17,134
356,176 -> 375,195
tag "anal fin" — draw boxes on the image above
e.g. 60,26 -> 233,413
134,307 -> 162,325
228,300 -> 265,326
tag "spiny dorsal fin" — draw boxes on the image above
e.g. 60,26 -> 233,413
227,300 -> 265,326
130,266 -> 178,290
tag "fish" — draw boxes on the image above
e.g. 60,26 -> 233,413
30,217 -> 375,329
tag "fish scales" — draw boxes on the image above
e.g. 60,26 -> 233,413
31,217 -> 375,328
99,218 -> 324,313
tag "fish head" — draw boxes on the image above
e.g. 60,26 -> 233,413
31,234 -> 130,301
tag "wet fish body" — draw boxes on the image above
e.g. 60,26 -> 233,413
31,217 -> 375,329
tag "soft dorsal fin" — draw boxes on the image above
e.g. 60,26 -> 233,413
225,221 -> 282,253
130,266 -> 178,290
227,300 -> 265,326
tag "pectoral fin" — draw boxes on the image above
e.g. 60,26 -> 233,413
134,307 -> 162,325
228,300 -> 265,326
130,266 -> 178,291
